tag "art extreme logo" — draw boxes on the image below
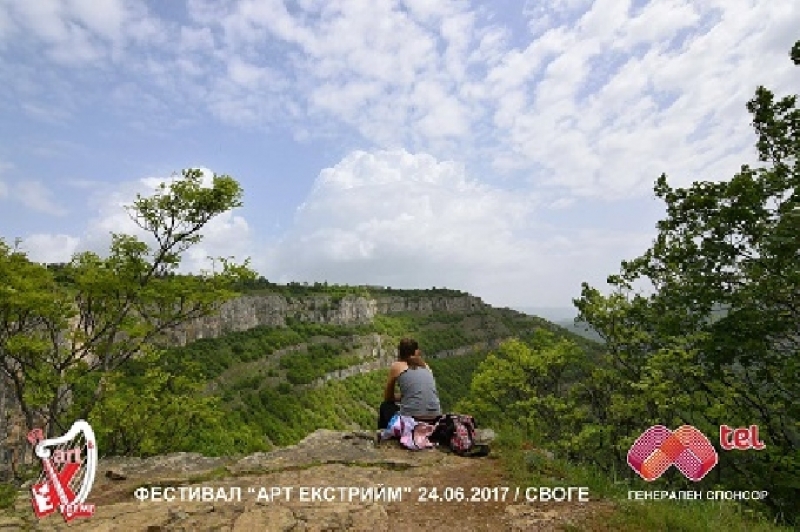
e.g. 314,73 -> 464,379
627,425 -> 718,482
27,420 -> 97,522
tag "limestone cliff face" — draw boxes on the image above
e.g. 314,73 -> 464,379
170,293 -> 486,345
373,294 -> 484,315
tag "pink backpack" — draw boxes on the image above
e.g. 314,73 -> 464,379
431,414 -> 476,455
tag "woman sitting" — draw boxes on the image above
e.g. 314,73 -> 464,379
378,338 -> 442,429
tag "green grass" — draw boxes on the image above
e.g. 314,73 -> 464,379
600,501 -> 785,532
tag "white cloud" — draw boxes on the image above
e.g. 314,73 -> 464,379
0,180 -> 7,199
269,149 -> 652,306
21,102 -> 72,123
181,210 -> 254,273
480,0 -> 798,198
0,0 -> 163,65
7,0 -> 797,201
15,181 -> 67,216
169,0 -> 798,201
20,168 -> 255,272
20,234 -> 80,264
64,0 -> 128,43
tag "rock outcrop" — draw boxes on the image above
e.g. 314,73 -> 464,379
170,293 -> 487,345
0,429 -> 603,531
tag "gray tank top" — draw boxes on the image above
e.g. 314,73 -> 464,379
397,367 -> 441,417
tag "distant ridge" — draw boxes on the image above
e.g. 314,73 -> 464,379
513,306 -> 603,342
512,306 -> 577,322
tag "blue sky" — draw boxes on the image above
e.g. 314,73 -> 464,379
0,0 -> 797,309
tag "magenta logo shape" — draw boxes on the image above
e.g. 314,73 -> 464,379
627,425 -> 718,482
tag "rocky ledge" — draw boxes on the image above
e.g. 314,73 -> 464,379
0,429 -> 603,531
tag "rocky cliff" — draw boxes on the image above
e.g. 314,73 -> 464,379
170,293 -> 487,345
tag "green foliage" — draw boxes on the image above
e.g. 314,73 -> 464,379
218,373 -> 385,446
145,297 -> 589,451
72,348 -> 266,457
489,420 -> 791,531
0,169 -> 254,445
212,342 -> 493,447
236,278 -> 467,300
129,168 -> 244,263
372,310 -> 555,356
603,501 -> 788,532
0,483 -> 16,510
0,240 -> 73,426
161,325 -> 306,380
1,162 -> 594,473
278,343 -> 361,385
156,320 -> 378,390
427,350 -> 487,412
456,334 -> 592,455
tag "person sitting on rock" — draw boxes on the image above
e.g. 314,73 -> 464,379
378,338 -> 442,429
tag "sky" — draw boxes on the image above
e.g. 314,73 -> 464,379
0,0 -> 797,310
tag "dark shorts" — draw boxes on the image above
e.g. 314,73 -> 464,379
378,401 -> 400,429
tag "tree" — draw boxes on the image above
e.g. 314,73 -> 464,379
0,169 -> 256,443
457,331 -> 588,451
574,40 -> 799,523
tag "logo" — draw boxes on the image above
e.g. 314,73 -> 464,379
627,425 -> 718,482
720,425 -> 765,450
27,420 -> 97,522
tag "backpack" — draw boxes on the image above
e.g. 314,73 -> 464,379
431,414 -> 478,455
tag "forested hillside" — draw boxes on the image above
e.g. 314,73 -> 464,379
80,292 -> 600,456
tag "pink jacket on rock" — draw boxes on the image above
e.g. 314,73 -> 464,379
381,414 -> 436,450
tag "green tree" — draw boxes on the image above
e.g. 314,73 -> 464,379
575,40 -> 800,523
457,331 -> 588,450
0,169 -> 255,442
80,347 -> 265,457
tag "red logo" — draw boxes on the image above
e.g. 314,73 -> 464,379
27,421 -> 97,522
720,425 -> 765,450
627,425 -> 718,482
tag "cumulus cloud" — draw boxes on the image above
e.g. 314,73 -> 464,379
0,0 -> 163,65
269,149 -> 653,306
171,0 -> 798,199
5,1 -> 798,200
20,168 -> 255,272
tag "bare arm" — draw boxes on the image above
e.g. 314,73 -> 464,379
383,362 -> 404,402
